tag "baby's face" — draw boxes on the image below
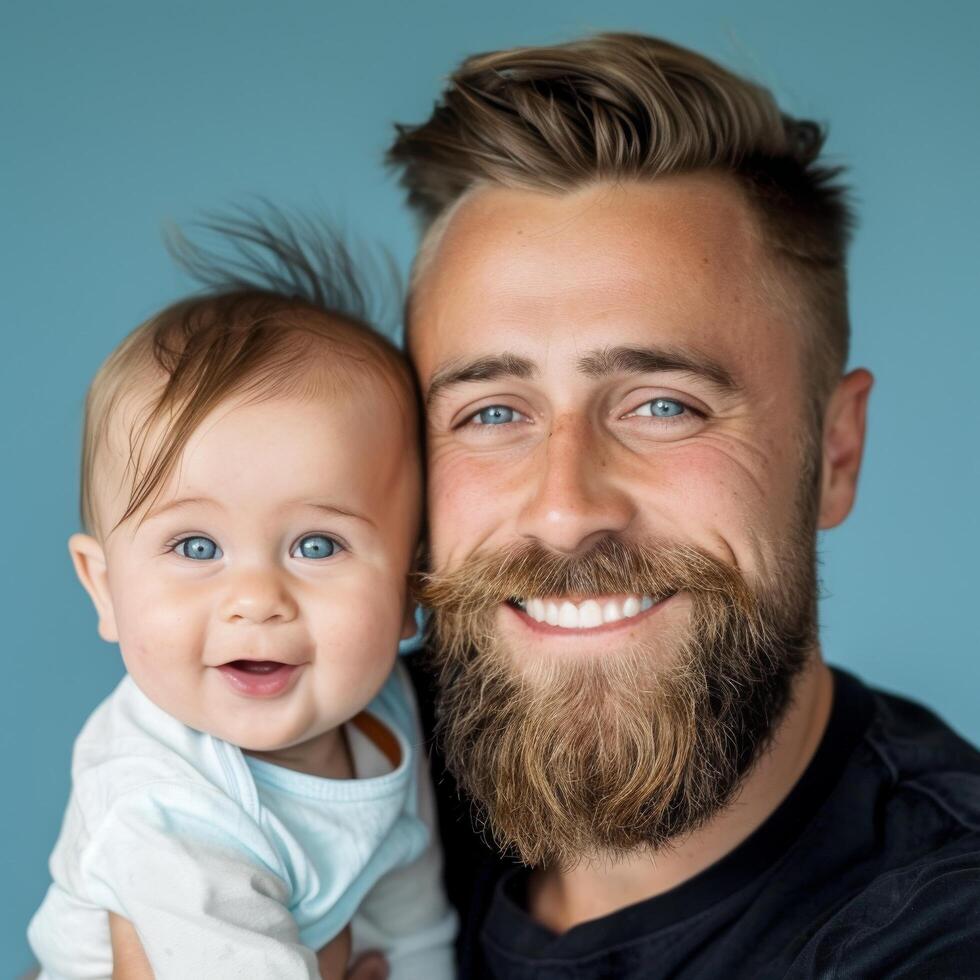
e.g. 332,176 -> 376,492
90,378 -> 421,753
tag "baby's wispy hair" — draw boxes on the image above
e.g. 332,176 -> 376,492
81,206 -> 415,538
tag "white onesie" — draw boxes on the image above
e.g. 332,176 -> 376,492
28,661 -> 457,979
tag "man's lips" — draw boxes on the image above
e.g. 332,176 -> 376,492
216,660 -> 302,698
506,592 -> 676,635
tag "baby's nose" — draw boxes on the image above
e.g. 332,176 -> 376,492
218,568 -> 299,624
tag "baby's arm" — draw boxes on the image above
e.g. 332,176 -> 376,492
110,917 -> 388,980
84,782 -> 322,979
109,912 -> 153,978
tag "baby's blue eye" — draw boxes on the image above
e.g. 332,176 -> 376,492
293,535 -> 338,560
638,398 -> 685,418
176,536 -> 222,560
475,406 -> 516,425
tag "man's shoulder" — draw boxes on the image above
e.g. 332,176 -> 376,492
788,830 -> 980,977
788,673 -> 980,975
856,671 -> 980,832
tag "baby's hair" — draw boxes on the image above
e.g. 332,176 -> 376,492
80,208 -> 415,539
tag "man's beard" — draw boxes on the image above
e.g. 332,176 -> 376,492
419,521 -> 819,870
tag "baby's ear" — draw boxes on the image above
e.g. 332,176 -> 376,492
402,550 -> 425,641
400,598 -> 418,641
68,533 -> 118,642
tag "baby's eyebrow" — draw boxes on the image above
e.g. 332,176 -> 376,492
305,502 -> 377,529
143,496 -> 219,522
144,497 -> 378,530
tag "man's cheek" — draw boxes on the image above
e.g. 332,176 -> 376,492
428,461 -> 515,566
428,441 -> 495,501
649,462 -> 770,574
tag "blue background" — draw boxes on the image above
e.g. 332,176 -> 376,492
4,1 -> 978,973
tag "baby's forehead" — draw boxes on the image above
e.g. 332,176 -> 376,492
93,329 -> 420,534
313,323 -> 420,420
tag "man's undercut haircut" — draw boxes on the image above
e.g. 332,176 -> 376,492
387,32 -> 855,403
80,209 -> 413,538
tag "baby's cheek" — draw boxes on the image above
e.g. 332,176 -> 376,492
118,618 -> 214,734
313,601 -> 401,698
329,614 -> 399,676
116,587 -> 209,679
322,571 -> 405,634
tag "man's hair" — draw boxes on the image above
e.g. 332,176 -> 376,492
80,210 -> 413,538
387,32 -> 854,404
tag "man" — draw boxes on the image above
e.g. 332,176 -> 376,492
387,32 -> 980,978
108,31 -> 979,979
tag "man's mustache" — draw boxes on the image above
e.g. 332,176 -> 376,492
417,536 -> 758,619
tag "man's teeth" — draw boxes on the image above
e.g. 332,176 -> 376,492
517,595 -> 656,628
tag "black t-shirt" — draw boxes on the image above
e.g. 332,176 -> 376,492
408,662 -> 980,978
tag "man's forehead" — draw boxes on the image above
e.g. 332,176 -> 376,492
416,174 -> 759,290
409,174 -> 783,389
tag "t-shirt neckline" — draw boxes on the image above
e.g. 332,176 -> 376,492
484,666 -> 875,956
242,709 -> 411,801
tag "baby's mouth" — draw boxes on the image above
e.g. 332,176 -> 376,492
226,659 -> 287,674
217,660 -> 301,697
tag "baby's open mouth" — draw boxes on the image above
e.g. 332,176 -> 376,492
225,659 -> 288,674
217,660 -> 300,697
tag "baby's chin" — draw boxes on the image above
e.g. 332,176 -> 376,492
155,713 -> 298,754
144,688 -> 318,754
203,705 -> 352,764
201,715 -> 323,755
124,666 -> 344,760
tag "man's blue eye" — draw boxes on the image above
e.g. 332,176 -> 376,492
475,406 -> 516,425
293,535 -> 337,559
638,398 -> 685,418
176,536 -> 222,560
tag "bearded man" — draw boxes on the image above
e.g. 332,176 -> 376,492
387,32 -> 980,978
106,31 -> 980,980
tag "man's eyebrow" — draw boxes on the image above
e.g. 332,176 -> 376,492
424,345 -> 739,408
577,345 -> 741,393
426,353 -> 537,409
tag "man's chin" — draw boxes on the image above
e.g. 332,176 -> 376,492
434,637 -> 714,867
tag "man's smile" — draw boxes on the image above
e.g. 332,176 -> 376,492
507,592 -> 677,633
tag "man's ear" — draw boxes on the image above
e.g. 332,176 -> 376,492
68,533 -> 118,642
817,368 -> 874,530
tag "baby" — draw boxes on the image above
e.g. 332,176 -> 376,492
27,220 -> 456,978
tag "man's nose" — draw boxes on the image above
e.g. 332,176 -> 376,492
515,414 -> 636,555
218,567 -> 299,625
